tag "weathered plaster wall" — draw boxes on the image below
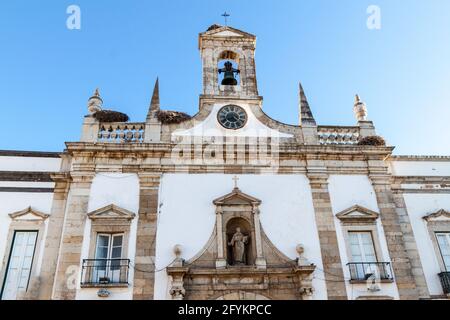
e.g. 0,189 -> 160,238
0,156 -> 61,172
390,160 -> 450,176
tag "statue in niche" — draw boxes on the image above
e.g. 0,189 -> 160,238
228,227 -> 249,265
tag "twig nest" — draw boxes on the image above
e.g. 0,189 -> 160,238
94,110 -> 129,123
357,135 -> 386,146
157,110 -> 191,124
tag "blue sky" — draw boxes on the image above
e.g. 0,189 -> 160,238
0,0 -> 449,154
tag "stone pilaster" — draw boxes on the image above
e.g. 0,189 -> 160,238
132,173 -> 160,300
80,116 -> 99,143
391,191 -> 430,299
369,173 -> 421,300
52,171 -> 94,300
307,171 -> 348,300
37,172 -> 71,300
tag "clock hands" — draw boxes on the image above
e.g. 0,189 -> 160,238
218,105 -> 247,129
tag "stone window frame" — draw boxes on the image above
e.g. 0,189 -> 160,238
82,204 -> 136,288
423,209 -> 450,273
0,207 -> 49,299
336,205 -> 391,283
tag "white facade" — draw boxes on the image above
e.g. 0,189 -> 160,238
0,25 -> 449,301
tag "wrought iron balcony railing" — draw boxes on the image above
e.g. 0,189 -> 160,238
81,259 -> 130,286
438,272 -> 450,294
347,262 -> 394,282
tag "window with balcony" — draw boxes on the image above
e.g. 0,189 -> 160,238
336,205 -> 394,283
81,204 -> 136,288
81,234 -> 130,286
347,231 -> 393,281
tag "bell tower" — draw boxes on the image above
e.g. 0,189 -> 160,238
199,25 -> 259,99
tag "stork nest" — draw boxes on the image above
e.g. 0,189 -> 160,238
156,110 -> 192,125
207,24 -> 222,31
358,135 -> 386,146
93,110 -> 129,123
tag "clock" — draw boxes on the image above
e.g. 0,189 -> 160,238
217,105 -> 247,130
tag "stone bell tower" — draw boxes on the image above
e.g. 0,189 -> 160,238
198,25 -> 259,99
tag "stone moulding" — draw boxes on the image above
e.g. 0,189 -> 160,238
9,206 -> 50,221
212,187 -> 261,206
166,265 -> 316,300
336,205 -> 379,224
423,209 -> 450,222
87,204 -> 136,221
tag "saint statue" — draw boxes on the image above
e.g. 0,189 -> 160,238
228,227 -> 249,265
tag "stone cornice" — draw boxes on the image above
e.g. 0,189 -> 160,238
0,171 -> 54,182
392,176 -> 450,184
389,155 -> 450,162
0,150 -> 61,158
65,142 -> 394,156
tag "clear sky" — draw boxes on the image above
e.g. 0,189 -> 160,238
0,0 -> 449,154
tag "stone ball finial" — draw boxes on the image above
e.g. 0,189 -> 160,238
296,244 -> 305,256
173,244 -> 182,258
353,94 -> 368,122
87,88 -> 103,114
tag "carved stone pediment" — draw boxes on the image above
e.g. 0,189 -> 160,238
201,26 -> 256,39
9,207 -> 49,221
213,188 -> 261,206
87,204 -> 135,221
423,209 -> 450,222
336,205 -> 379,224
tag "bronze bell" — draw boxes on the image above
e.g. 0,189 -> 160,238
219,61 -> 240,86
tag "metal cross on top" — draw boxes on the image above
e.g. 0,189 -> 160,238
222,12 -> 230,26
232,175 -> 239,189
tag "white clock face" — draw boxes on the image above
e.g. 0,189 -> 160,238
217,105 -> 247,130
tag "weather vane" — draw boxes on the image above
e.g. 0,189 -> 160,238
222,12 -> 230,26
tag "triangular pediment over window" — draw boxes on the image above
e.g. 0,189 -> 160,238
336,205 -> 379,224
423,209 -> 450,222
9,206 -> 50,221
213,188 -> 261,206
87,204 -> 135,221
